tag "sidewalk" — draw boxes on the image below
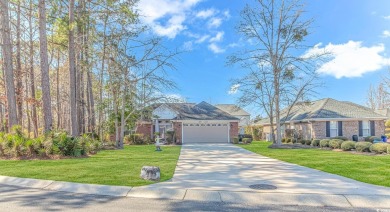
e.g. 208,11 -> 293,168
1,175 -> 390,209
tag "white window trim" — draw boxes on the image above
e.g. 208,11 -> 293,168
330,121 -> 338,137
362,121 -> 370,137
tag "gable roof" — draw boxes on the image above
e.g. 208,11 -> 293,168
154,101 -> 239,121
261,98 -> 387,125
214,104 -> 250,116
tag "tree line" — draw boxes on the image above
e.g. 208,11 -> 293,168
0,0 -> 178,148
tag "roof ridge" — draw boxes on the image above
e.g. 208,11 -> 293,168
310,98 -> 330,118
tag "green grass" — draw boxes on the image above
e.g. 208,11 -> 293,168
0,145 -> 181,187
239,141 -> 390,187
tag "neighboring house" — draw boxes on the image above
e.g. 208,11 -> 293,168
136,101 -> 239,143
375,108 -> 390,119
214,104 -> 251,134
259,98 -> 387,141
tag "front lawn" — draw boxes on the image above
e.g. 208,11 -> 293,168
239,141 -> 390,187
0,145 -> 181,187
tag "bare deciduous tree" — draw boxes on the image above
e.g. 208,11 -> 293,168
228,0 -> 326,145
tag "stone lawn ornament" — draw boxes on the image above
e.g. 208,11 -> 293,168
140,166 -> 160,181
155,136 -> 162,151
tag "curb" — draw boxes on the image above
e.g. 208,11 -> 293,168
1,175 -> 390,209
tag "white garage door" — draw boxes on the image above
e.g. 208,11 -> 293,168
183,123 -> 229,143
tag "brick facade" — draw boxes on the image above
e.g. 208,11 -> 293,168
173,122 -> 183,144
261,120 -> 385,141
312,120 -> 385,140
136,123 -> 152,137
229,122 -> 239,142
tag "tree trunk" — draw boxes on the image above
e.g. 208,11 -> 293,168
0,0 -> 18,129
69,0 -> 79,136
16,0 -> 23,126
98,15 -> 108,140
56,49 -> 61,130
38,0 -> 53,132
29,0 -> 38,137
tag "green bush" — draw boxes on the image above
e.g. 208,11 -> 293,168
331,136 -> 348,141
311,139 -> 320,147
319,139 -> 330,148
286,138 -> 292,143
299,139 -> 305,145
341,141 -> 355,151
233,137 -> 239,144
388,146 -> 390,154
281,138 -> 286,143
329,139 -> 344,149
242,138 -> 252,144
369,143 -> 390,154
124,134 -> 152,145
0,128 -> 101,159
355,142 -> 372,152
304,140 -> 312,145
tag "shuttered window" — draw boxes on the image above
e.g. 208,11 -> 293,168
330,121 -> 338,137
362,121 -> 370,137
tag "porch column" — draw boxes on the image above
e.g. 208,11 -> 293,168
155,119 -> 159,134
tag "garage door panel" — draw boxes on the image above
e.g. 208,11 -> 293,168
183,125 -> 228,143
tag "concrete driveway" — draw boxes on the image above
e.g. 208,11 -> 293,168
145,143 -> 390,195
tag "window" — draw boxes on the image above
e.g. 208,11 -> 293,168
362,121 -> 370,137
330,121 -> 338,137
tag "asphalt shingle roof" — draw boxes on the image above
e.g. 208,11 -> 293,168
215,104 -> 250,116
260,98 -> 387,125
168,101 -> 239,120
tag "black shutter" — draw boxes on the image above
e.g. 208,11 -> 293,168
338,121 -> 343,136
370,121 -> 375,136
358,121 -> 363,136
326,121 -> 330,137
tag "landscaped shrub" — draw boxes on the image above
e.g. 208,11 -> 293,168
369,143 -> 390,154
388,146 -> 390,154
331,136 -> 348,141
281,138 -> 286,143
299,139 -> 305,145
233,137 -> 239,144
0,128 -> 102,159
242,138 -> 252,144
311,139 -> 320,147
319,139 -> 330,148
341,141 -> 356,151
304,140 -> 312,145
329,139 -> 344,149
286,138 -> 292,143
355,141 -> 372,152
124,134 -> 152,145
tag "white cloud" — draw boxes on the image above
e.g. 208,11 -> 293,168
228,84 -> 240,94
209,31 -> 224,42
208,17 -> 222,28
383,15 -> 390,20
195,35 -> 210,43
137,0 -> 202,38
208,43 -> 225,54
196,8 -> 216,19
304,41 -> 390,78
383,30 -> 390,37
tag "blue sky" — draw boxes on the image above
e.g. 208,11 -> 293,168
137,0 -> 390,116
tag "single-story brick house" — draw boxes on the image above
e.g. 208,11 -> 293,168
136,101 -> 241,143
257,98 -> 387,141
